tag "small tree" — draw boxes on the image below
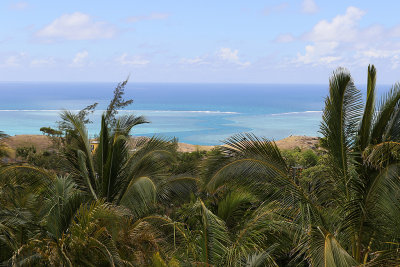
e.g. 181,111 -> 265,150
57,103 -> 98,133
40,127 -> 62,137
57,78 -> 133,133
105,78 -> 133,127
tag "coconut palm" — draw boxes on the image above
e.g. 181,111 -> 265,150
203,133 -> 327,265
318,65 -> 400,265
160,142 -> 296,266
204,65 -> 400,266
0,165 -> 56,264
60,111 -> 196,217
165,197 -> 282,267
0,110 -> 197,265
0,168 -> 178,266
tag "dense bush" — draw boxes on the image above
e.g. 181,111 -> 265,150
15,145 -> 36,159
281,147 -> 319,168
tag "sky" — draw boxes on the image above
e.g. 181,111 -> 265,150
1,0 -> 400,84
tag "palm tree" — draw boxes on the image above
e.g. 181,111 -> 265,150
152,141 -> 294,266
318,65 -> 400,265
0,165 -> 56,264
176,197 -> 283,266
0,167 -> 178,266
0,110 -> 196,265
204,65 -> 400,266
60,111 -> 196,217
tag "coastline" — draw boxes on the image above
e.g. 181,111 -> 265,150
3,134 -> 320,157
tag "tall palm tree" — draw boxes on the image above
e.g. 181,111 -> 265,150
205,65 -> 400,266
319,65 -> 400,265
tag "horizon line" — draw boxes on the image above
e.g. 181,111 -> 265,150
0,80 -> 393,86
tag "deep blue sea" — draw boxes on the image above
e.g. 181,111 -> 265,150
0,82 -> 391,145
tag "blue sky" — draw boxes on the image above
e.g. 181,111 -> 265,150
1,0 -> 400,83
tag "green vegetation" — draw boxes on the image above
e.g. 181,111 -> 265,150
40,127 -> 63,137
15,145 -> 37,160
1,65 -> 400,266
0,131 -> 11,158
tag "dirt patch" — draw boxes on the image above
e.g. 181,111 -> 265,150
2,134 -> 320,156
177,142 -> 214,153
3,135 -> 56,158
275,135 -> 320,150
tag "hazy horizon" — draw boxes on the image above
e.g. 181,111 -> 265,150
0,81 -> 395,87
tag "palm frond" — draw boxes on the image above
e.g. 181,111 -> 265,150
357,64 -> 376,151
223,133 -> 288,173
100,134 -> 130,202
241,247 -> 279,267
117,136 -> 176,204
307,227 -> 357,267
120,177 -> 157,219
320,67 -> 363,200
95,115 -> 110,186
114,114 -> 149,136
42,176 -> 84,239
185,199 -> 231,265
61,111 -> 97,199
157,176 -> 198,204
225,202 -> 283,266
217,190 -> 256,227
364,141 -> 400,168
0,165 -> 55,193
370,83 -> 400,143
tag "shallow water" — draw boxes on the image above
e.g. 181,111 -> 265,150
0,82 -> 390,145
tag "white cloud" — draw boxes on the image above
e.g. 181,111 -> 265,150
360,49 -> 400,59
1,53 -> 56,68
356,49 -> 400,69
4,56 -> 21,67
305,7 -> 365,43
218,48 -> 239,62
70,51 -> 89,67
391,25 -> 400,37
180,57 -> 207,65
275,34 -> 295,43
126,13 -> 169,23
179,48 -> 250,68
296,42 -> 341,65
30,57 -> 56,67
116,53 -> 150,66
294,6 -> 400,69
302,0 -> 318,14
36,12 -> 117,41
218,48 -> 250,67
0,53 -> 27,67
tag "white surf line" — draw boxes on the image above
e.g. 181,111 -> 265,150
270,110 -> 322,116
0,109 -> 240,114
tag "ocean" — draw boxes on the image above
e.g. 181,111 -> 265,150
0,82 -> 389,145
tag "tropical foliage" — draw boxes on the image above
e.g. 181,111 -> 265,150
1,65 -> 400,266
0,131 -> 11,158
